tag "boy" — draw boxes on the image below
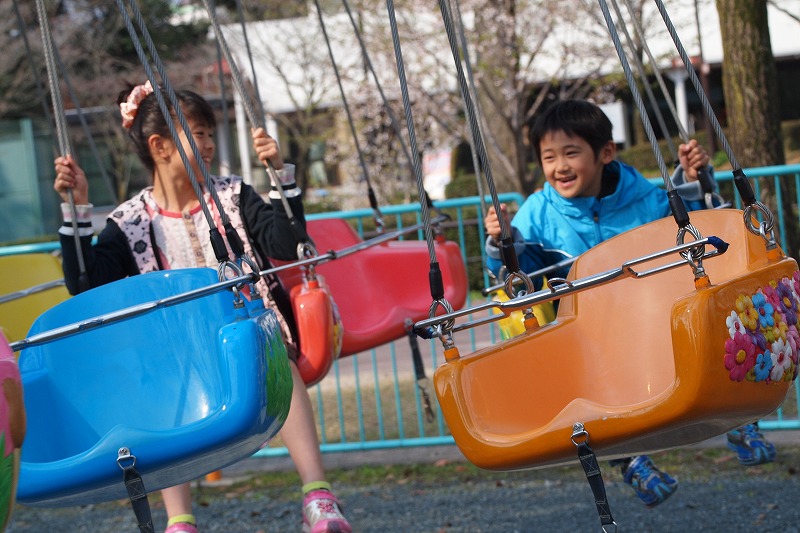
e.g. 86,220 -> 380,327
484,99 -> 775,507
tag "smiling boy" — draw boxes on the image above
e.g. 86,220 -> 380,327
485,99 -> 709,285
484,99 -> 775,507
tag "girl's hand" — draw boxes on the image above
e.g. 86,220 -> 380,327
252,128 -> 284,170
53,155 -> 89,204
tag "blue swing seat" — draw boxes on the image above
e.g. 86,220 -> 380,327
17,268 -> 292,507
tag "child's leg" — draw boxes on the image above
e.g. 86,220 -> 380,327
280,361 -> 325,483
280,361 -> 351,533
161,483 -> 196,532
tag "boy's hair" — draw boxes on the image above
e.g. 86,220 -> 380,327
117,83 -> 216,173
530,99 -> 613,164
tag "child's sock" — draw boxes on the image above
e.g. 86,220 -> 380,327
302,480 -> 333,495
167,514 -> 197,527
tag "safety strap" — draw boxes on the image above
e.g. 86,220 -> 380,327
117,447 -> 155,533
405,319 -> 434,422
572,423 -> 617,532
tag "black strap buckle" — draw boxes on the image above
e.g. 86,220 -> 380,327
117,447 -> 155,533
571,423 -> 617,532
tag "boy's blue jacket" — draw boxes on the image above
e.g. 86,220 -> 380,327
485,160 -> 714,284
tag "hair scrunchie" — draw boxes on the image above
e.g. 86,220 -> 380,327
119,80 -> 154,129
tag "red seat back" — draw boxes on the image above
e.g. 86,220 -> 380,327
279,219 -> 468,357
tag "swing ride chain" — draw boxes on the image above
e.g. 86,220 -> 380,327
35,0 -> 90,293
117,447 -> 156,533
651,0 -> 776,226
600,0 -> 730,278
571,424 -> 618,533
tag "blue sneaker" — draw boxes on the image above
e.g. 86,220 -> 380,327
726,423 -> 776,466
621,455 -> 678,508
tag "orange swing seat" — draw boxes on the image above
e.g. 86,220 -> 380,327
434,208 -> 798,471
280,218 -> 468,360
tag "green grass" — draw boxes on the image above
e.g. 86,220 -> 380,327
266,377 -> 449,450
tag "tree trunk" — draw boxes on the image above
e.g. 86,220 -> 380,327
715,0 -> 797,256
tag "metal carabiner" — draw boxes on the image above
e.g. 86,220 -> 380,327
503,269 -> 535,299
428,298 -> 456,333
676,223 -> 707,278
217,260 -> 246,308
297,241 -> 319,280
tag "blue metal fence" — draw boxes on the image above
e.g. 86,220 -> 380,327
3,165 -> 800,458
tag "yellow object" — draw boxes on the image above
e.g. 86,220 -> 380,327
436,209 -> 798,471
493,283 -> 557,340
0,254 -> 70,344
167,514 -> 197,526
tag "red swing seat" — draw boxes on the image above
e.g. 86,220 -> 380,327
290,273 -> 343,386
279,218 -> 468,358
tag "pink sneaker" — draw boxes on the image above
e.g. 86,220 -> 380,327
164,523 -> 198,533
302,489 -> 352,533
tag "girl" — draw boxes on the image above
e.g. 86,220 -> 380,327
53,81 -> 351,533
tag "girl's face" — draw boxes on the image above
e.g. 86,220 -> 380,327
538,130 -> 616,199
174,117 -> 216,179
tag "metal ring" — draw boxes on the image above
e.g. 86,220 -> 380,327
238,254 -> 260,276
297,241 -> 318,260
743,201 -> 776,240
217,260 -> 244,282
116,447 -> 135,470
503,270 -> 535,299
570,422 -> 589,446
547,277 -> 572,291
676,223 -> 704,260
428,298 -> 456,333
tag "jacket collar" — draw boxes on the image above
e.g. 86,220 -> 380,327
541,161 -> 652,219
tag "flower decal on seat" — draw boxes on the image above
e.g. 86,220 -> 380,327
724,273 -> 800,383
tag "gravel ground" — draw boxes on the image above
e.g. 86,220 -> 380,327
7,434 -> 800,533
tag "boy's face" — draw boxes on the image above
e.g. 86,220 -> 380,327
538,130 -> 616,199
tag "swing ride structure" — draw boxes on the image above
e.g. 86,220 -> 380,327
0,0 -> 797,531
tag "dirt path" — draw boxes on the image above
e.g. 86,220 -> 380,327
8,434 -> 800,532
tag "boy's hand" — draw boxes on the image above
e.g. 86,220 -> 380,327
53,155 -> 89,204
252,127 -> 284,170
678,139 -> 710,182
484,204 -> 510,243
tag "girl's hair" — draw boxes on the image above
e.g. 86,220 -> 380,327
117,83 -> 216,172
530,99 -> 613,164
